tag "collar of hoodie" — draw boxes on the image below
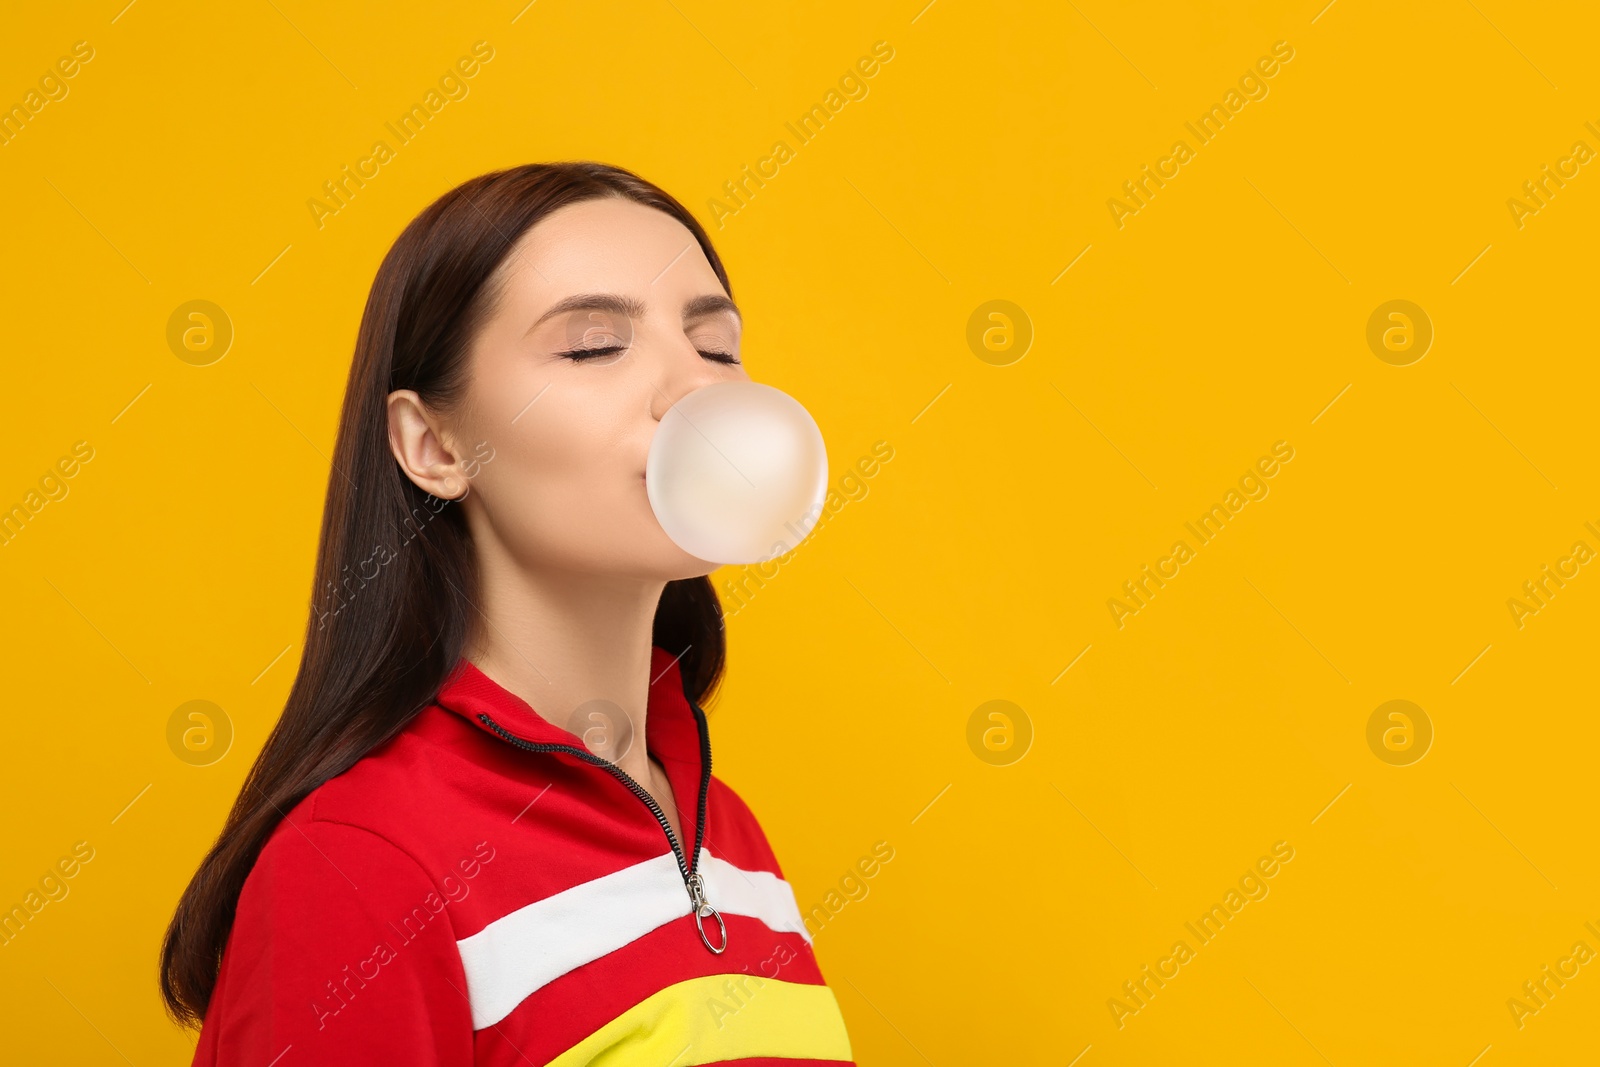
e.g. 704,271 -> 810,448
431,644 -> 726,952
432,644 -> 707,778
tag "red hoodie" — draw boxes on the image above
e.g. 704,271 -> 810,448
190,646 -> 855,1065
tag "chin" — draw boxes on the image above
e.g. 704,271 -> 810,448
660,546 -> 722,582
604,525 -> 722,582
632,505 -> 721,580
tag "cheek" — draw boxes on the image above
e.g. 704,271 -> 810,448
470,380 -> 664,566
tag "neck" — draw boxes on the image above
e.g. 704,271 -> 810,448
464,554 -> 666,786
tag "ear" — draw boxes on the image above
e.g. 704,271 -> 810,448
386,389 -> 467,500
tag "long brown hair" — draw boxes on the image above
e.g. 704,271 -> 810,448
159,162 -> 730,1028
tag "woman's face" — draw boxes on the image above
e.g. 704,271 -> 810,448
388,195 -> 750,581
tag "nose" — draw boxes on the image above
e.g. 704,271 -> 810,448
648,340 -> 730,422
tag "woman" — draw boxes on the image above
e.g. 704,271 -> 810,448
159,162 -> 856,1065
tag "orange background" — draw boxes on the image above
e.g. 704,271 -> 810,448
2,1 -> 1598,1063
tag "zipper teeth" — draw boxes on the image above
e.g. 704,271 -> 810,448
689,700 -> 711,879
476,711 -> 708,887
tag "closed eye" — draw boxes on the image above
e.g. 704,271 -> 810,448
558,345 -> 740,365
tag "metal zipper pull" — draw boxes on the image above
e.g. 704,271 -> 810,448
686,871 -> 727,954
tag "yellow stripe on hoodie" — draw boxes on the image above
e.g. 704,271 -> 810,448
546,973 -> 853,1066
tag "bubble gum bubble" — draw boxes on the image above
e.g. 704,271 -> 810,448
646,380 -> 828,565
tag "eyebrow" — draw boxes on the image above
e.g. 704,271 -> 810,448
526,292 -> 742,335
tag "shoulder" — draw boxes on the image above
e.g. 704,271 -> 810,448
261,706 -> 476,859
238,711 -> 480,922
242,790 -> 444,928
238,701 -> 505,938
705,772 -> 791,878
707,770 -> 768,833
207,794 -> 476,1058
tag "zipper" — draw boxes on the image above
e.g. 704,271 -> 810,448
476,704 -> 727,954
